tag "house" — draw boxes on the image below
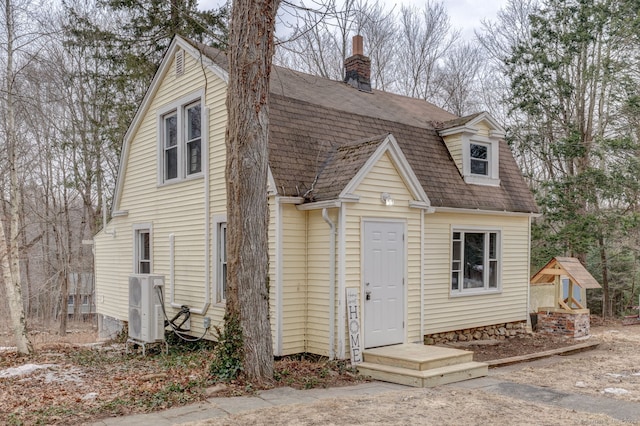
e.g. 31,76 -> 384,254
93,35 -> 538,358
66,272 -> 96,319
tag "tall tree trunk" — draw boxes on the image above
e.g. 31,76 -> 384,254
2,0 -> 32,355
225,0 -> 280,383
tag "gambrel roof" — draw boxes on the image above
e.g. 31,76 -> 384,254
115,36 -> 538,214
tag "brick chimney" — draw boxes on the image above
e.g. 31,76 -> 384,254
344,35 -> 371,92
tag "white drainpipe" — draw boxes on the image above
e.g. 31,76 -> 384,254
322,208 -> 336,360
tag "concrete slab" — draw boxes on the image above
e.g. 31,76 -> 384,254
447,378 -> 640,422
208,396 -> 274,414
257,387 -> 321,405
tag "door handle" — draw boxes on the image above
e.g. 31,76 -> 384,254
365,291 -> 371,301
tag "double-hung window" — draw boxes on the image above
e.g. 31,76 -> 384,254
160,97 -> 202,183
134,227 -> 151,274
217,222 -> 227,302
470,143 -> 489,176
451,229 -> 500,294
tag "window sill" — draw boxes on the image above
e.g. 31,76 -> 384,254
157,173 -> 204,188
464,175 -> 501,187
449,288 -> 502,298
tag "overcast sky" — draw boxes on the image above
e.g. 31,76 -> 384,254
198,0 -> 508,41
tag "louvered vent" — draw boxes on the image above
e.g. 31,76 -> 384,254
175,50 -> 184,77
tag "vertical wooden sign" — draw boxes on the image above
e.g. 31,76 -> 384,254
346,287 -> 362,365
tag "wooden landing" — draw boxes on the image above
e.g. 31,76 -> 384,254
357,344 -> 487,388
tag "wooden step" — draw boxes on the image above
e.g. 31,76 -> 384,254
363,344 -> 473,371
357,361 -> 488,388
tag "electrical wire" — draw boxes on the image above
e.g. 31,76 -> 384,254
156,285 -> 210,342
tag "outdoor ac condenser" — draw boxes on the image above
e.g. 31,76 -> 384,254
128,274 -> 165,343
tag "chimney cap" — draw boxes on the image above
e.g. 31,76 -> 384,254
352,35 -> 363,56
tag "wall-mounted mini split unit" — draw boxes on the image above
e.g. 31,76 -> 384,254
128,274 -> 165,343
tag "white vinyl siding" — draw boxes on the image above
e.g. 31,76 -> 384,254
345,153 -> 423,350
306,209 -> 333,356
424,213 -> 529,335
94,47 -> 227,335
442,134 -> 463,174
280,203 -> 307,355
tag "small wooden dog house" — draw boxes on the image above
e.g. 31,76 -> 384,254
530,257 -> 601,337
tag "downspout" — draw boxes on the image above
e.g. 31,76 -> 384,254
275,197 -> 283,356
202,106 -> 211,315
420,210 -> 425,339
322,208 -> 336,360
338,205 -> 347,358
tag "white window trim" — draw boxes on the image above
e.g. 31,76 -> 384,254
213,214 -> 227,304
133,223 -> 153,274
157,90 -> 205,186
450,226 -> 502,297
461,133 -> 500,187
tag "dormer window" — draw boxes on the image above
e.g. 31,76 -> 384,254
437,112 -> 503,188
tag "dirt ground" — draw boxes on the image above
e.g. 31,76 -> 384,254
190,322 -> 640,426
1,319 -> 639,425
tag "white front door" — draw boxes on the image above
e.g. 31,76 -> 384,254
363,221 -> 405,348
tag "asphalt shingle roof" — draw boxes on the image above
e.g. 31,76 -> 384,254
192,41 -> 538,213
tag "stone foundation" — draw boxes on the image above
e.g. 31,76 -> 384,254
536,311 -> 590,338
423,321 -> 528,345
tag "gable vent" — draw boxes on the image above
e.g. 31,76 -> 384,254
175,50 -> 184,77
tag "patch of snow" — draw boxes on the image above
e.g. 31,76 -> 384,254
44,366 -> 85,384
602,388 -> 629,395
632,373 -> 640,377
605,373 -> 625,378
82,392 -> 98,401
0,363 -> 56,378
0,347 -> 16,352
574,381 -> 587,388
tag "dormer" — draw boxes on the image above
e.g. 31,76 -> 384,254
437,112 -> 504,187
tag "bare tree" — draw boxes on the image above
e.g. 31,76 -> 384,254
353,1 -> 397,91
437,42 -> 483,116
0,0 -> 37,354
224,0 -> 280,383
392,2 -> 458,100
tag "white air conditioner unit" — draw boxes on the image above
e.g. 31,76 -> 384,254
128,274 -> 165,343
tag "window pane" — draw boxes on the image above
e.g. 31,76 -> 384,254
219,223 -> 227,300
470,143 -> 487,159
165,114 -> 177,147
187,140 -> 201,174
489,232 -> 497,259
463,232 -> 485,289
489,260 -> 498,288
140,232 -> 150,261
471,159 -> 488,175
452,240 -> 461,261
187,104 -> 201,140
221,225 -> 227,261
140,261 -> 150,274
136,230 -> 151,274
453,232 -> 460,240
165,147 -> 177,180
452,271 -> 459,290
